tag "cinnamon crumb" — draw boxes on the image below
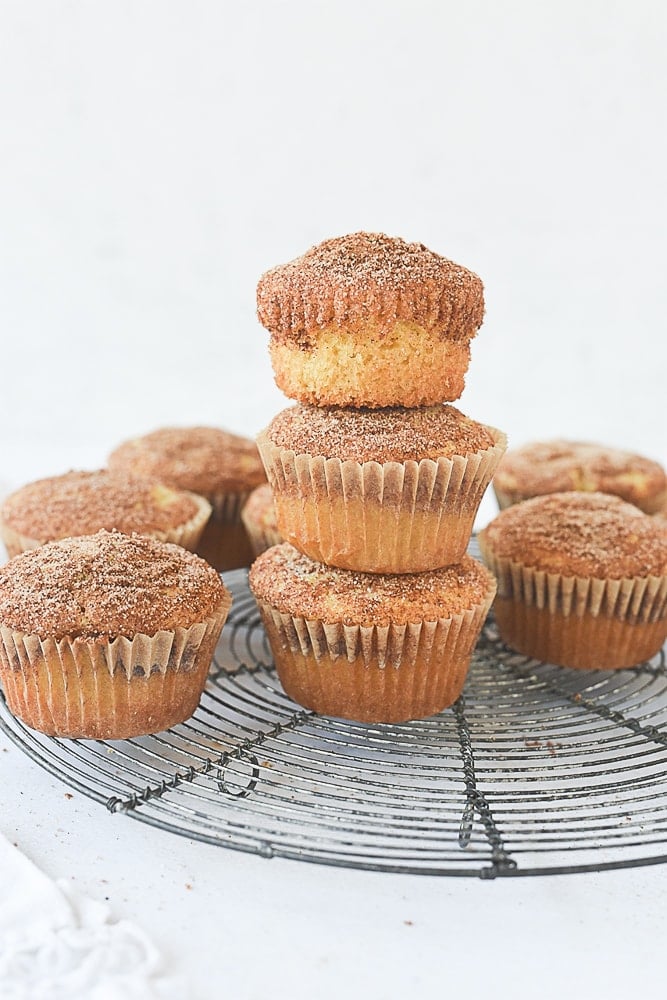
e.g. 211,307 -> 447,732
0,530 -> 227,638
249,543 -> 495,625
266,404 -> 496,463
257,232 -> 484,346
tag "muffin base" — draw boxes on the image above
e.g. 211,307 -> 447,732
493,598 -> 666,670
258,428 -> 507,573
270,323 -> 472,408
196,492 -> 255,571
274,496 -> 483,573
262,638 -> 473,723
0,597 -> 230,739
256,581 -> 495,723
478,536 -> 667,671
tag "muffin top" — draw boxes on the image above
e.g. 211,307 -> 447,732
241,483 -> 277,532
249,543 -> 495,625
263,404 -> 500,463
0,470 -> 207,543
256,232 -> 484,347
494,440 -> 666,514
108,426 -> 266,496
0,530 -> 228,639
479,492 -> 667,579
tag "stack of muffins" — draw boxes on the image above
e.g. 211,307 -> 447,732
249,232 -> 507,723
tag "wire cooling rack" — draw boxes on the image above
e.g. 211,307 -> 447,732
2,562 -> 667,879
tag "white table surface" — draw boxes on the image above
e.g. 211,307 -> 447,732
1,3 -> 666,997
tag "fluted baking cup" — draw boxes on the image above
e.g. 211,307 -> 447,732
478,541 -> 667,669
196,490 -> 255,570
254,582 -> 495,723
240,515 -> 283,558
257,429 -> 507,574
0,594 -> 231,739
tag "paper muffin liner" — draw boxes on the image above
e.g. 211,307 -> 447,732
254,581 -> 495,723
196,490 -> 256,571
478,540 -> 667,669
0,491 -> 212,560
240,515 -> 283,558
491,485 -> 526,511
0,594 -> 231,739
257,428 -> 507,574
206,491 -> 252,524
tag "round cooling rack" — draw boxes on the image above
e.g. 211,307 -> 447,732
2,570 -> 667,879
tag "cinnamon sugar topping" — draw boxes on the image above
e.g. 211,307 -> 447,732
108,427 -> 266,496
0,531 -> 227,638
495,440 -> 666,512
1,470 -> 202,541
257,232 -> 484,346
266,404 -> 497,463
249,544 -> 495,625
481,492 -> 667,578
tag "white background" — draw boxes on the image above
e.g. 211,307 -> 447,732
0,2 -> 666,998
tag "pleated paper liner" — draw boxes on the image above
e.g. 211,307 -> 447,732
257,428 -> 507,574
491,484 -> 527,511
478,541 -> 667,670
196,490 -> 256,571
0,491 -> 212,560
241,516 -> 283,559
254,579 -> 496,723
0,593 -> 231,739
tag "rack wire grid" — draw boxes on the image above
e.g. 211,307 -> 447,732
2,551 -> 667,879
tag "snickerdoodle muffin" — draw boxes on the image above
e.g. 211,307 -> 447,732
493,440 -> 666,514
108,426 -> 267,571
256,232 -> 485,408
249,543 -> 496,723
0,531 -> 231,738
478,492 -> 667,670
257,403 -> 506,573
0,470 -> 211,559
241,484 -> 282,557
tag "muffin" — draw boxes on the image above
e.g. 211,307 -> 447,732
257,403 -> 507,573
0,531 -> 231,739
241,483 -> 282,557
249,543 -> 496,723
0,470 -> 212,559
478,492 -> 667,670
256,232 -> 485,408
108,426 -> 267,571
493,440 -> 666,514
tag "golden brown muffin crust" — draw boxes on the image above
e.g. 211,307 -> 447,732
249,543 -> 494,625
1,471 -> 201,541
108,426 -> 266,496
265,404 -> 497,463
480,492 -> 667,579
0,530 -> 227,639
257,232 -> 484,348
494,440 -> 666,512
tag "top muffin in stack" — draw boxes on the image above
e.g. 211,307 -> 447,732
257,231 -> 485,408
251,232 -> 504,723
